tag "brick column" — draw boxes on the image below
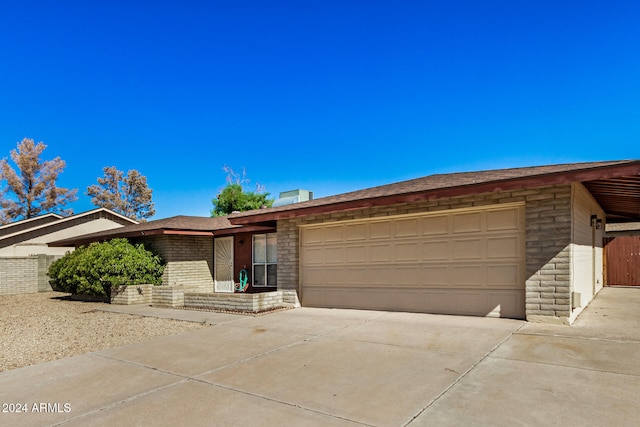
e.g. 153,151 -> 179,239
523,185 -> 572,323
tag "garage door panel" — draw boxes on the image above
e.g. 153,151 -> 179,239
448,290 -> 522,317
422,265 -> 451,286
364,265 -> 395,287
452,265 -> 485,287
304,268 -> 345,285
396,242 -> 420,262
453,212 -> 483,233
345,223 -> 368,241
310,265 -> 459,289
487,207 -> 521,231
417,291 -> 450,313
396,218 -> 421,237
346,245 -> 368,263
370,221 -> 392,239
422,215 -> 449,235
302,287 -> 524,318
301,247 -> 326,265
302,287 -> 450,313
302,268 -> 325,285
370,244 -> 392,262
487,264 -> 521,286
324,225 -> 345,242
422,240 -> 450,260
300,204 -> 525,319
452,239 -> 484,259
487,236 -> 521,259
343,267 -> 367,284
302,228 -> 325,245
485,291 -> 525,318
325,247 -> 346,263
395,267 -> 422,286
450,291 -> 491,315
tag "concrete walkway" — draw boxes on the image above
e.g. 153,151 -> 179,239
1,287 -> 639,426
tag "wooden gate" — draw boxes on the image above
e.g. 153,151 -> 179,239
605,236 -> 640,286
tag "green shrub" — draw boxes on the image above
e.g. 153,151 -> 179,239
49,238 -> 164,297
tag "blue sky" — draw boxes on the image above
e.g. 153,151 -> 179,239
1,1 -> 638,219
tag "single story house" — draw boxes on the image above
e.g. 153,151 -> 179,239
51,160 -> 640,324
228,160 -> 640,324
0,208 -> 138,294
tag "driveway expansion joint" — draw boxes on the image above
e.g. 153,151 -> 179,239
51,378 -> 192,426
515,330 -> 640,345
84,345 -> 375,426
486,354 -> 640,378
191,378 -> 375,427
403,322 -> 525,426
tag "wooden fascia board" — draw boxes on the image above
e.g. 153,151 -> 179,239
135,226 -> 278,237
213,225 -> 276,235
157,229 -> 215,236
229,163 -> 640,225
49,228 -> 215,246
53,226 -> 277,246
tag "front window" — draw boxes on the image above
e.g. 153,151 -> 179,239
253,233 -> 277,287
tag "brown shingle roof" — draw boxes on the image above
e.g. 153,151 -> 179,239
229,160 -> 640,223
116,215 -> 236,232
49,215 -> 238,247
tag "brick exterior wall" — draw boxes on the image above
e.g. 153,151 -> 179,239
135,235 -> 214,291
524,186 -> 572,323
277,184 -> 575,323
135,235 -> 214,273
162,260 -> 214,292
0,255 -> 56,295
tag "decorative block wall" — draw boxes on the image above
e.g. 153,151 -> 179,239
152,286 -> 185,308
0,257 -> 39,294
184,291 -> 292,312
110,284 -> 154,305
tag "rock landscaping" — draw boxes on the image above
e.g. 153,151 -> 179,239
0,291 -> 207,372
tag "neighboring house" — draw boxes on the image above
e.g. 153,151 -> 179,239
0,208 -> 138,295
51,160 -> 640,324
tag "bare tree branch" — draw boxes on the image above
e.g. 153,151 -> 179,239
0,138 -> 77,224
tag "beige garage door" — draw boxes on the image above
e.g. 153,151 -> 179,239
300,203 -> 526,318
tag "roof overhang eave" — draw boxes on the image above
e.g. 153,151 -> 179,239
48,229 -> 216,247
48,224 -> 278,247
229,162 -> 640,225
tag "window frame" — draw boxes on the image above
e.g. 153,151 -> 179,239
252,233 -> 277,287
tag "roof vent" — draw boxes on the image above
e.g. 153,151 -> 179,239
272,189 -> 314,207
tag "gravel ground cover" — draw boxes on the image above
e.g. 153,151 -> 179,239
0,292 -> 208,372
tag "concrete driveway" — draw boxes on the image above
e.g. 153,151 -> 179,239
1,287 -> 639,426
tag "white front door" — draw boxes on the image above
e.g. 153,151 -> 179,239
214,236 -> 234,293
